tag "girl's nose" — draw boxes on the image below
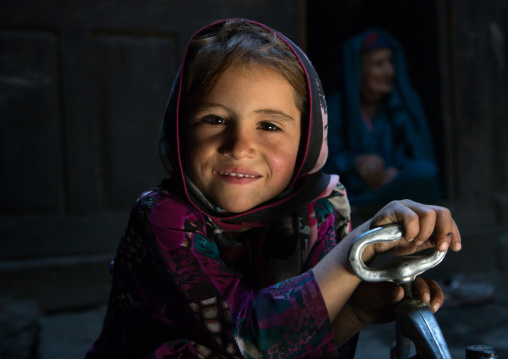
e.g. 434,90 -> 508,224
220,126 -> 255,159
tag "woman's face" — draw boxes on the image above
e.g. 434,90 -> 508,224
361,48 -> 394,100
183,63 -> 301,213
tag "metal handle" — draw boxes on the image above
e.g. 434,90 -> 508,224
349,225 -> 452,358
348,224 -> 447,285
394,298 -> 453,359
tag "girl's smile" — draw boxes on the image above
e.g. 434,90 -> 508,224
212,167 -> 262,186
183,63 -> 301,213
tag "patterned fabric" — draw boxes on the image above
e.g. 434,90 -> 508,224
85,182 -> 353,358
86,19 -> 356,358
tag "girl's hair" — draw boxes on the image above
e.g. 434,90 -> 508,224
181,19 -> 308,116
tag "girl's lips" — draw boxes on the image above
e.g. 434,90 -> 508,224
214,171 -> 259,178
213,169 -> 262,184
213,168 -> 261,178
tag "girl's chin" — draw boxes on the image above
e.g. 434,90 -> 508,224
213,198 -> 262,213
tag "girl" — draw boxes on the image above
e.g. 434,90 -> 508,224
86,19 -> 461,358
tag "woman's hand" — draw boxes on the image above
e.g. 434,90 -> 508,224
360,199 -> 462,263
355,154 -> 386,189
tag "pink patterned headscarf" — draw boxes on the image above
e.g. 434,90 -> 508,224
159,19 -> 346,230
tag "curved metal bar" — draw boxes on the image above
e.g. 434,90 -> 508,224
394,298 -> 452,359
348,225 -> 452,358
348,225 -> 447,285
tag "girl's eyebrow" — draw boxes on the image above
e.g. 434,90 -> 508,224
197,103 -> 296,122
254,109 -> 296,122
196,102 -> 227,112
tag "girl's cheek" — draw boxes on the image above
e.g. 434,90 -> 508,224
269,150 -> 297,174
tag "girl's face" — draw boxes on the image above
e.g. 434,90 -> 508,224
184,63 -> 301,213
361,48 -> 394,99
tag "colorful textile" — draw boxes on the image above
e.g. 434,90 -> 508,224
86,183 -> 351,358
324,29 -> 441,206
86,19 -> 356,358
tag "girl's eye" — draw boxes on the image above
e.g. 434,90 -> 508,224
205,115 -> 226,125
259,122 -> 281,131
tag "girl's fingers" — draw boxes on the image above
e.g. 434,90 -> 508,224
370,200 -> 420,242
450,221 -> 462,251
412,277 -> 444,313
371,200 -> 462,253
412,277 -> 431,303
386,282 -> 405,304
399,199 -> 437,246
427,205 -> 458,252
427,279 -> 444,312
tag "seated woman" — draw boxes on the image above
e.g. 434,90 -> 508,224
324,29 -> 441,207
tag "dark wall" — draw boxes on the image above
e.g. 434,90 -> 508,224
454,1 -> 508,200
444,0 -> 508,272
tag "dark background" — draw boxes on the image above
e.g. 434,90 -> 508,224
307,1 -> 446,187
1,0 -> 507,316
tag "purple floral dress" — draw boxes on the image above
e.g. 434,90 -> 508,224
85,181 -> 355,359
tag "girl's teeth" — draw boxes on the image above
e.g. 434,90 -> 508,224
218,172 -> 256,178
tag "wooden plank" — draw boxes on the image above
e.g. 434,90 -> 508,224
0,30 -> 65,215
92,33 -> 176,209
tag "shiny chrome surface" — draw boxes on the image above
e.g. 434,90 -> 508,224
348,224 -> 447,285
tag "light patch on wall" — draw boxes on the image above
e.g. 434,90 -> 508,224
489,22 -> 505,71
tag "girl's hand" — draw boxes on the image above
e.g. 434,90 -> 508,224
324,199 -> 458,345
361,199 -> 462,263
341,277 -> 444,329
